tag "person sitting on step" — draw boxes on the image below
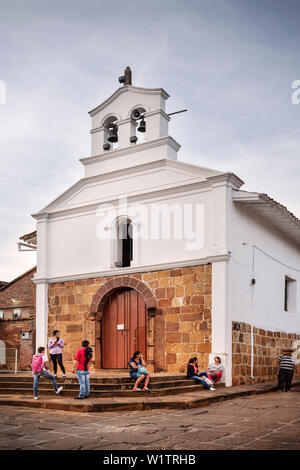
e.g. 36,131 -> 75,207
207,356 -> 224,384
129,350 -> 151,391
187,357 -> 216,391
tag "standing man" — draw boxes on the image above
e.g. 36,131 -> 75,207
72,340 -> 93,399
277,348 -> 295,392
48,330 -> 66,378
31,347 -> 63,400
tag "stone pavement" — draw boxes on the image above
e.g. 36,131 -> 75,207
0,384 -> 299,450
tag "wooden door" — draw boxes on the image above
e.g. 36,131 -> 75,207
101,288 -> 147,369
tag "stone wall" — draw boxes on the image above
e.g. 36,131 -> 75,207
0,268 -> 36,370
48,264 -> 212,373
232,321 -> 300,385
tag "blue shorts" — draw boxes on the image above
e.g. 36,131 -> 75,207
130,371 -> 139,379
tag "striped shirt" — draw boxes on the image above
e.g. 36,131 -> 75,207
279,354 -> 295,370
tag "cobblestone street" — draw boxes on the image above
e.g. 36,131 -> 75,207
0,384 -> 299,450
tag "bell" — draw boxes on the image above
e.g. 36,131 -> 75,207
137,118 -> 146,133
107,127 -> 118,143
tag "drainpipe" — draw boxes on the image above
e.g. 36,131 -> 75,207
250,324 -> 254,379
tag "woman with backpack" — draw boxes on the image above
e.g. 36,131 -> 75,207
72,340 -> 93,399
48,329 -> 66,378
31,346 -> 63,400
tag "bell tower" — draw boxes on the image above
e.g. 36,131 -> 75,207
80,67 -> 181,177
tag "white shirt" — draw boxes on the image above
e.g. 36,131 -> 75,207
42,354 -> 49,370
208,362 -> 224,372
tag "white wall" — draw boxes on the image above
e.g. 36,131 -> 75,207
44,189 -> 214,279
229,203 -> 300,334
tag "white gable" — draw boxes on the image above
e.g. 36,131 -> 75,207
36,160 -> 224,214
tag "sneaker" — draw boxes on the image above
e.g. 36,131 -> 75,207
63,375 -> 67,378
74,396 -> 85,399
143,387 -> 150,391
132,387 -> 141,391
34,397 -> 39,400
209,387 -> 216,391
56,386 -> 63,394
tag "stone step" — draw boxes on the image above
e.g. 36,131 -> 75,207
0,383 -> 214,398
0,379 -> 194,391
0,375 -> 186,384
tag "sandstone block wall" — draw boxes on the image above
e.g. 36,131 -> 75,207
232,321 -> 300,385
48,264 -> 212,373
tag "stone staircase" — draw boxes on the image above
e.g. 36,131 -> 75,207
0,374 -> 223,398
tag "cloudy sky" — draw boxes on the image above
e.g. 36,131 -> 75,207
0,0 -> 299,281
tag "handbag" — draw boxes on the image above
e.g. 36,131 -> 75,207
202,376 -> 214,386
137,365 -> 148,377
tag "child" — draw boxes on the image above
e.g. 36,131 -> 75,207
31,346 -> 63,400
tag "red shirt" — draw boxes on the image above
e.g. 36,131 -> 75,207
74,347 -> 91,371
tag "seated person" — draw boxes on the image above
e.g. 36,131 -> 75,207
187,357 -> 216,391
207,356 -> 224,384
129,350 -> 151,391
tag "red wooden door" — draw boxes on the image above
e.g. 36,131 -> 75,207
101,288 -> 147,369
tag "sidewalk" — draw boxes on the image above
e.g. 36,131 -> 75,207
0,378 -> 299,413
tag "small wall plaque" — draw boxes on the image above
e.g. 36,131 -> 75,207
117,324 -> 125,331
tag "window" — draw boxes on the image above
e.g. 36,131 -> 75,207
284,276 -> 296,313
13,308 -> 21,319
115,218 -> 133,268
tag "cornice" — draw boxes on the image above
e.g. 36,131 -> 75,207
33,254 -> 230,284
79,135 -> 181,166
207,172 -> 244,189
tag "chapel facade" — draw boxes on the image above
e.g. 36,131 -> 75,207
32,68 -> 300,386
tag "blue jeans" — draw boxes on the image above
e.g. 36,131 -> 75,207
33,370 -> 58,397
189,374 -> 210,389
76,370 -> 90,398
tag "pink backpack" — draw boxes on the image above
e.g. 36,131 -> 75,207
31,354 -> 44,373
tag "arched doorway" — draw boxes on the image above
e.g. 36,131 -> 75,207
101,287 -> 147,369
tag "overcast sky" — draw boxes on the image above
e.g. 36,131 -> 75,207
0,0 -> 300,281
